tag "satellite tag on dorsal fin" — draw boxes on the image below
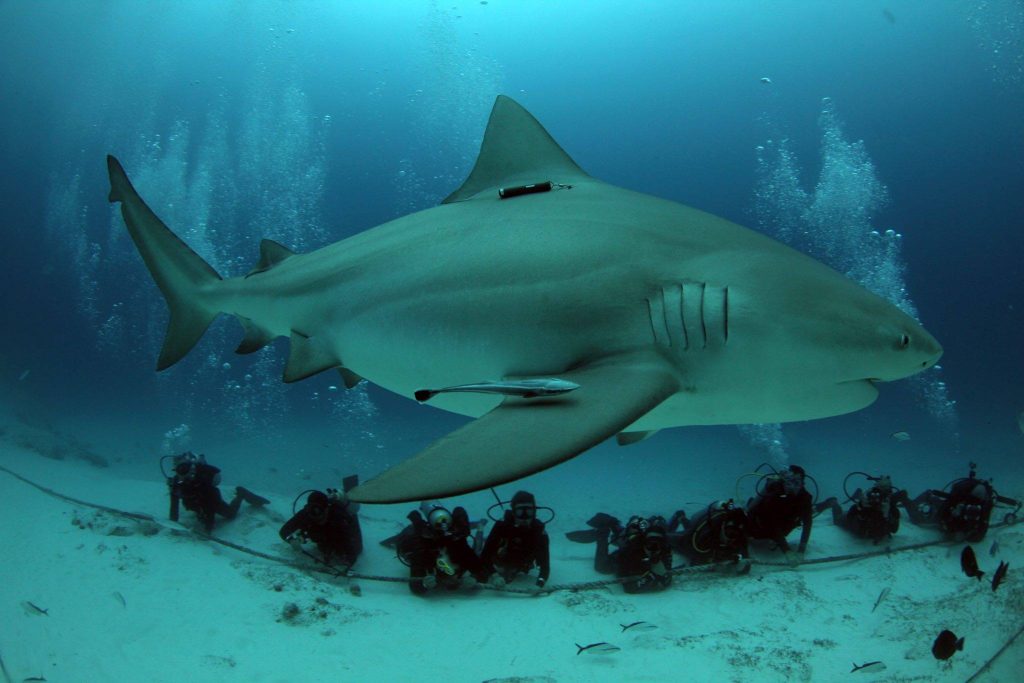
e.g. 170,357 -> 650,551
442,95 -> 590,204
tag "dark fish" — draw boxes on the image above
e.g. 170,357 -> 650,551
871,587 -> 890,613
932,629 -> 964,660
21,601 -> 48,616
989,539 -> 999,557
960,546 -> 984,581
620,621 -> 657,632
575,642 -> 621,656
991,561 -> 1009,592
23,677 -> 48,682
850,661 -> 886,673
113,591 -> 127,608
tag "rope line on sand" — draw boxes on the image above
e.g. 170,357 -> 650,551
0,463 -> 1015,595
964,621 -> 1024,683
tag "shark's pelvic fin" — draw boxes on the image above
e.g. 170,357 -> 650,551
442,95 -> 590,204
616,430 -> 659,446
234,316 -> 275,355
246,239 -> 295,278
348,351 -> 679,503
106,155 -> 221,370
283,330 -> 340,383
338,367 -> 363,389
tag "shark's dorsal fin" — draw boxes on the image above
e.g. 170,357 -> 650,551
442,95 -> 589,204
246,239 -> 296,277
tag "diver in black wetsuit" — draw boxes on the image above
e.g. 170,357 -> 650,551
279,487 -> 363,571
667,500 -> 750,570
815,473 -> 900,544
568,513 -> 673,593
385,503 -> 488,596
480,490 -> 551,589
165,451 -> 269,532
894,463 -> 1020,543
745,465 -> 814,563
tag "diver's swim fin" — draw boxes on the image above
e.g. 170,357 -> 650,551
236,487 -> 269,507
565,529 -> 602,544
586,512 -> 621,529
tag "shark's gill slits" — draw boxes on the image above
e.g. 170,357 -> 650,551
648,282 -> 728,353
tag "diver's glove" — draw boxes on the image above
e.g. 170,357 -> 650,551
421,574 -> 438,590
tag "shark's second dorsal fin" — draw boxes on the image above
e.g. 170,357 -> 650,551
442,95 -> 589,204
246,239 -> 296,277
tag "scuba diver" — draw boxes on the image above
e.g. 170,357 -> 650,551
566,513 -> 673,593
894,463 -> 1021,542
480,490 -> 552,589
667,499 -> 750,571
815,473 -> 901,543
279,476 -> 363,572
163,451 -> 269,532
382,503 -> 489,596
745,464 -> 815,563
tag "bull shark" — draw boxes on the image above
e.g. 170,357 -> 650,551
106,95 -> 942,504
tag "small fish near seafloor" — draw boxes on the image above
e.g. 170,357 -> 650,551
932,629 -> 964,660
960,546 -> 984,581
850,661 -> 886,673
890,431 -> 910,441
991,561 -> 1009,592
871,587 -> 890,613
575,642 -> 621,656
21,601 -> 48,616
620,621 -> 658,633
989,539 -> 1000,557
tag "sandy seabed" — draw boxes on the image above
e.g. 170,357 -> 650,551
1,440 -> 1022,683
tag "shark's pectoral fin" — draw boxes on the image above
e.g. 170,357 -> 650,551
616,430 -> 659,446
283,331 -> 340,383
348,352 -> 679,503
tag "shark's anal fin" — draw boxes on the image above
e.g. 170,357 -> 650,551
348,351 -> 679,503
234,316 -> 275,355
283,331 -> 340,383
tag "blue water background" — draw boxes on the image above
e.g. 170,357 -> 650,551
0,1 -> 1021,500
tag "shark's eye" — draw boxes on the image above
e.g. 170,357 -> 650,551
899,334 -> 910,349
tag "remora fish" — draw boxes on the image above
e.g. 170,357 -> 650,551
991,561 -> 1009,592
575,642 -> 621,656
620,621 -> 658,632
850,661 -> 886,673
415,378 -> 579,403
931,629 -> 964,660
107,95 -> 942,504
21,601 -> 48,616
960,546 -> 984,581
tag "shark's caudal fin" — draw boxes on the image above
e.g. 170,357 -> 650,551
442,95 -> 590,204
106,155 -> 222,370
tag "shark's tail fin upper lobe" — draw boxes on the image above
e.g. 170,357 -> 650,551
107,155 -> 222,370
